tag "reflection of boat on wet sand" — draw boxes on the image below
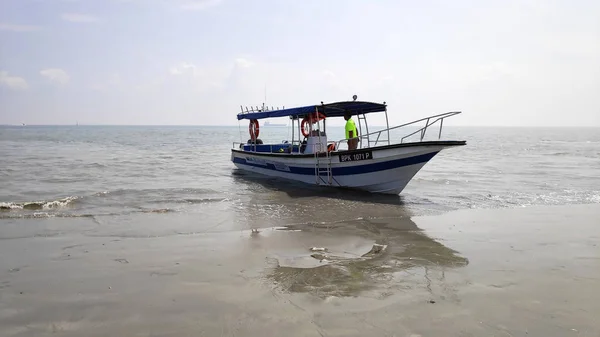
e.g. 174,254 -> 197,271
264,216 -> 469,299
232,96 -> 466,195
234,174 -> 469,299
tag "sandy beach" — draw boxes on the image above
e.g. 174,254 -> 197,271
1,203 -> 598,336
2,0 -> 600,333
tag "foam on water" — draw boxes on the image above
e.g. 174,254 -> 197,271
0,196 -> 79,211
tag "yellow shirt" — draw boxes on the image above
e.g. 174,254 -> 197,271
345,118 -> 357,139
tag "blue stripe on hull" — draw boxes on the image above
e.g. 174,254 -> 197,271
232,151 -> 439,176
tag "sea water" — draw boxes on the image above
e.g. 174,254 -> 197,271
1,125 -> 599,226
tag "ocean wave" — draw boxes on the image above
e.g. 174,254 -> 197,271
588,194 -> 600,203
147,197 -> 229,204
0,208 -> 178,219
0,212 -> 94,219
478,190 -> 600,208
0,196 -> 79,211
92,187 -> 218,197
140,208 -> 176,214
0,187 -> 230,219
540,140 -> 600,144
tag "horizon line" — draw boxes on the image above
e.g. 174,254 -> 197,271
2,124 -> 599,128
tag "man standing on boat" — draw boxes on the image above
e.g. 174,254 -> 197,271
344,112 -> 359,150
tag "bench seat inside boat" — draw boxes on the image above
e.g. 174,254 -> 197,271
242,144 -> 295,153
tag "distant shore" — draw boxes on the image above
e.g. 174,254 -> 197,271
1,203 -> 598,336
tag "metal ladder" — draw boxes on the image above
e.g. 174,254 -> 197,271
357,114 -> 370,149
314,147 -> 332,186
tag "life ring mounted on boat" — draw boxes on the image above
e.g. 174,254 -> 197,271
300,112 -> 326,137
300,119 -> 310,137
248,119 -> 260,140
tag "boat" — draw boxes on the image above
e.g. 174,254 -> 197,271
231,95 -> 466,195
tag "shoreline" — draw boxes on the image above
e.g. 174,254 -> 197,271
1,203 -> 599,336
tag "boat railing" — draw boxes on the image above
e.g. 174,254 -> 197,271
333,111 -> 461,150
233,111 -> 461,153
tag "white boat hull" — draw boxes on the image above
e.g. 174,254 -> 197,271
231,141 -> 463,195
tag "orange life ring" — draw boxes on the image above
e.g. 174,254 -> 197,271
301,118 -> 310,137
248,119 -> 259,139
300,113 -> 326,137
327,143 -> 335,152
310,112 -> 326,123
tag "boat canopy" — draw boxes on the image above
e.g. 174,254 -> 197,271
236,100 -> 387,121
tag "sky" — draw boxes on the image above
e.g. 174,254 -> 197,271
0,0 -> 599,127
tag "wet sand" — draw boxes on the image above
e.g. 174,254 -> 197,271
1,203 -> 599,336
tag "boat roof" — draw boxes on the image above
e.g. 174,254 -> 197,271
236,100 -> 387,121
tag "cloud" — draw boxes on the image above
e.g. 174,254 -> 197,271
40,68 -> 70,85
234,58 -> 253,68
0,71 -> 28,90
90,73 -> 127,92
169,62 -> 198,76
61,13 -> 100,23
167,60 -> 233,92
542,32 -> 600,59
0,23 -> 41,32
107,0 -> 223,11
169,59 -> 253,78
179,0 -> 222,11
